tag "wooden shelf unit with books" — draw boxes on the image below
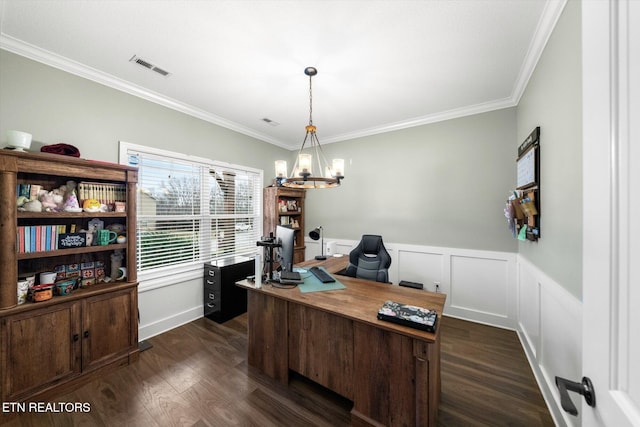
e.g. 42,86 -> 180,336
0,150 -> 139,407
263,186 -> 306,264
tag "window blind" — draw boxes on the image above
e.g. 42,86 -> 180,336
123,144 -> 262,273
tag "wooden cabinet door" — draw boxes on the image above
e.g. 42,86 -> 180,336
1,302 -> 81,401
81,288 -> 136,372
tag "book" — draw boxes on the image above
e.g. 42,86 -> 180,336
24,226 -> 31,253
377,300 -> 438,332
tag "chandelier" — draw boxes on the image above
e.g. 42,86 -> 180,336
275,67 -> 344,188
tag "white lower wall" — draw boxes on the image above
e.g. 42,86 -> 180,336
137,264 -> 204,341
517,255 -> 582,427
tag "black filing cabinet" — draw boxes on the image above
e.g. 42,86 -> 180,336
204,256 -> 254,323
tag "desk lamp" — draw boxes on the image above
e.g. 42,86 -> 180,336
309,226 -> 326,260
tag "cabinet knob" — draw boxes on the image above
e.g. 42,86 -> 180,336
73,334 -> 79,342
84,330 -> 90,338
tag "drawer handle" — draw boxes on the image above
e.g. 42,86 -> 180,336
209,293 -> 216,299
206,280 -> 215,285
207,303 -> 216,308
208,270 -> 216,277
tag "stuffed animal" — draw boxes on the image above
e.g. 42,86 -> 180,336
16,195 -> 29,207
39,189 -> 64,212
21,199 -> 42,212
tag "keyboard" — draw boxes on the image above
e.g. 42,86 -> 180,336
309,266 -> 335,283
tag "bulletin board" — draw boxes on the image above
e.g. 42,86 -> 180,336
513,127 -> 540,241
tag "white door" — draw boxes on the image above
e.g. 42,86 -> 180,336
580,0 -> 640,425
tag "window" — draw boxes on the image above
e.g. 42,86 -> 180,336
119,142 -> 262,274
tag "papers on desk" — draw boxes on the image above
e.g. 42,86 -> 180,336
377,300 -> 438,332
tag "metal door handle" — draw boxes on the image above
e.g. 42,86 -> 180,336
555,376 -> 596,416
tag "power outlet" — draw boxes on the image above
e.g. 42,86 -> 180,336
434,281 -> 441,293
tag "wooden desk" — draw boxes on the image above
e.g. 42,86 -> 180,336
237,257 -> 446,426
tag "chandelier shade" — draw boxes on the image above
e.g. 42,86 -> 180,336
275,67 -> 344,189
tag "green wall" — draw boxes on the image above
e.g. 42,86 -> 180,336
0,50 -> 288,186
516,0 -> 582,299
305,108 -> 518,252
3,7 -> 581,268
1,48 -> 519,254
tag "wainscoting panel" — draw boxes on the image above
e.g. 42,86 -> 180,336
449,255 -> 511,320
517,256 -> 582,427
517,260 -> 541,359
396,249 -> 444,292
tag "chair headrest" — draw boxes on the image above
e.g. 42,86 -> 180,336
361,235 -> 383,255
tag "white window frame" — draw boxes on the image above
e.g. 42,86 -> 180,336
119,141 -> 263,285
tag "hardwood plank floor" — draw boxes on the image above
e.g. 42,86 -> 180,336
2,315 -> 554,426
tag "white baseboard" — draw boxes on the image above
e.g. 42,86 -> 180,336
138,305 -> 202,341
137,273 -> 204,341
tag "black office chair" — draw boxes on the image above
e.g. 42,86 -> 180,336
343,235 -> 391,283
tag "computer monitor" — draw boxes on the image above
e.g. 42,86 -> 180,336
276,225 -> 295,272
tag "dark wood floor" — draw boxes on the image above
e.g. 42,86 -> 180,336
3,314 -> 554,426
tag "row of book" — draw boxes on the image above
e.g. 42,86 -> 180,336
77,182 -> 126,204
17,225 -> 68,254
17,182 -> 126,204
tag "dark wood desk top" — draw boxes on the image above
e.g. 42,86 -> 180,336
237,255 -> 447,342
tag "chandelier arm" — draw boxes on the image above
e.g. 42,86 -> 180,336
314,133 -> 337,177
311,133 -> 328,177
289,132 -> 311,179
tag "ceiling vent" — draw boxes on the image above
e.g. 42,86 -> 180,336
129,55 -> 171,77
261,118 -> 280,126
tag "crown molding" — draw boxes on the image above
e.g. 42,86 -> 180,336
321,97 -> 517,145
511,0 -> 568,104
1,0 -> 566,151
0,34 -> 291,149
323,0 -> 568,146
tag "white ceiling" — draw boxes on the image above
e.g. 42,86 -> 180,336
0,0 -> 565,150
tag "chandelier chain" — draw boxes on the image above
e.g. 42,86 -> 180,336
308,74 -> 313,126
